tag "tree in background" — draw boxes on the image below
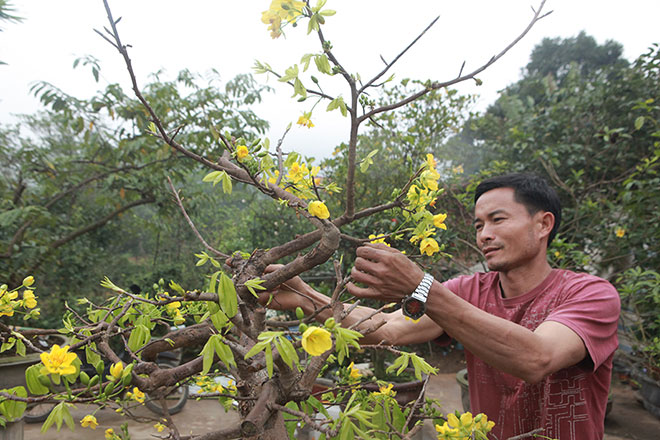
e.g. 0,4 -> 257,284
451,34 -> 660,277
0,69 -> 269,325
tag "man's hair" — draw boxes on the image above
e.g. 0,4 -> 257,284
474,173 -> 562,245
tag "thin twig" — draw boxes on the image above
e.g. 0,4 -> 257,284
166,176 -> 229,258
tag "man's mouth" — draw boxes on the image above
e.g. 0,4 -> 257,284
482,247 -> 500,258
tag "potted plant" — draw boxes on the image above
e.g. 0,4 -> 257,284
616,267 -> 660,419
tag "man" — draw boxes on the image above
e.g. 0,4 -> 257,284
266,173 -> 620,440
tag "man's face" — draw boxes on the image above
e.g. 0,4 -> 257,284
473,187 -> 548,272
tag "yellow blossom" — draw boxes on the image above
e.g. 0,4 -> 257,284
40,345 -> 78,376
308,201 -> 330,219
128,387 -> 145,403
368,234 -> 390,246
420,168 -> 440,191
297,112 -> 314,128
22,276 -> 35,287
615,227 -> 625,238
452,164 -> 464,174
433,213 -> 448,230
105,428 -> 116,440
236,145 -> 249,161
287,162 -> 307,183
22,290 -> 37,309
420,237 -> 440,256
0,304 -> 15,317
373,383 -> 395,397
348,362 -> 362,380
109,362 -> 124,381
460,411 -> 473,426
261,0 -> 306,39
154,422 -> 166,432
80,414 -> 98,429
426,153 -> 437,169
165,301 -> 181,311
301,326 -> 332,356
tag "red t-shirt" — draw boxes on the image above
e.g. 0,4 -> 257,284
443,269 -> 620,440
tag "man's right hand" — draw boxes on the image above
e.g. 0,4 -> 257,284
260,264 -> 320,312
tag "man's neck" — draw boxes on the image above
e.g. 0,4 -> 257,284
498,259 -> 553,298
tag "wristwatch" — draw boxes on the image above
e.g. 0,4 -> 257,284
401,273 -> 434,320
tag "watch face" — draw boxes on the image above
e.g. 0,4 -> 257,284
402,297 -> 425,320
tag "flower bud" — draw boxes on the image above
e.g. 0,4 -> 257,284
23,276 -> 35,287
299,323 -> 309,333
295,307 -> 305,320
324,317 -> 336,329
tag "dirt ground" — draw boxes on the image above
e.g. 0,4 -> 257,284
20,348 -> 660,439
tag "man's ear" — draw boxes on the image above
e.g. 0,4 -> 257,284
537,211 -> 555,242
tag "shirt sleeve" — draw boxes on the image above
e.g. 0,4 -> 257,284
545,274 -> 621,371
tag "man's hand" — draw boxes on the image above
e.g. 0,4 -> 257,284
260,264 -> 320,312
346,243 -> 425,303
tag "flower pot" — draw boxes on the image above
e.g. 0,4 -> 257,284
0,418 -> 24,440
633,368 -> 660,420
456,368 -> 470,412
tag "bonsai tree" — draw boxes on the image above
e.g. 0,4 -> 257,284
1,1 -> 550,438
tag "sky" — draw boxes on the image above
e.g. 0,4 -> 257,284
1,0 -> 659,159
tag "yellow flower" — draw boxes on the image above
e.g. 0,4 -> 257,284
0,303 -> 14,317
22,276 -> 35,287
452,164 -> 464,174
105,428 -> 116,440
420,237 -> 440,256
460,411 -> 473,427
40,345 -> 78,376
261,0 -> 306,38
287,162 -> 306,183
308,201 -> 330,219
368,234 -> 390,246
420,168 -> 440,191
80,414 -> 98,429
297,112 -> 314,128
373,383 -> 395,397
433,213 -> 448,230
447,412 -> 460,428
615,227 -> 625,238
154,422 -> 166,432
165,301 -> 181,311
554,250 -> 562,259
128,387 -> 145,403
109,362 -> 124,381
426,153 -> 437,169
236,145 -> 249,161
348,362 -> 362,380
301,326 -> 332,356
22,290 -> 37,309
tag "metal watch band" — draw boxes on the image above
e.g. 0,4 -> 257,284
410,273 -> 434,302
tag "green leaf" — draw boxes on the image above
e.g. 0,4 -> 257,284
25,364 -> 50,395
210,309 -> 229,332
244,278 -> 267,297
202,171 -> 222,183
265,343 -> 274,378
0,386 -> 27,422
218,273 -> 238,318
244,340 -> 267,360
209,270 -> 221,294
314,54 -> 332,75
221,172 -> 233,194
635,116 -> 645,130
127,324 -> 150,354
279,64 -> 299,83
199,338 -> 216,375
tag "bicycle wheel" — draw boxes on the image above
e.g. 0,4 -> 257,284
24,402 -> 57,423
145,361 -> 189,416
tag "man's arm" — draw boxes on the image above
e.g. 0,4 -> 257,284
347,244 -> 587,384
261,265 -> 444,345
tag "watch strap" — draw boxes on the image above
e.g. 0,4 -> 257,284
410,273 -> 434,303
